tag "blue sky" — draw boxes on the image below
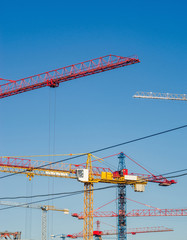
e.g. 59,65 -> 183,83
0,0 -> 187,239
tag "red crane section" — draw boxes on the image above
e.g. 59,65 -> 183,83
100,226 -> 174,236
126,208 -> 187,217
0,55 -> 140,99
72,211 -> 118,219
72,209 -> 187,219
0,231 -> 21,239
66,226 -> 173,238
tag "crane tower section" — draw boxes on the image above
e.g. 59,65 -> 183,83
117,153 -> 127,240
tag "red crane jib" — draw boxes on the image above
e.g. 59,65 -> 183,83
0,55 -> 140,98
126,208 -> 187,217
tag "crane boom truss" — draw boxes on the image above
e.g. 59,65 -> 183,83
0,55 -> 140,99
0,156 -> 112,180
67,226 -> 173,238
133,92 -> 187,101
126,208 -> 187,217
0,156 -> 175,185
100,226 -> 174,235
74,208 -> 187,218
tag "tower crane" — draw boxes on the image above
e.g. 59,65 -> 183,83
0,55 -> 140,99
72,153 -> 176,240
133,92 -> 187,101
0,153 -> 176,240
0,201 -> 69,240
0,54 -> 140,239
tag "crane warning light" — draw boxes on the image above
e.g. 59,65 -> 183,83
93,231 -> 103,236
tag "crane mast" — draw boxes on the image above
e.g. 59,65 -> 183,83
117,153 -> 127,240
83,154 -> 94,240
133,91 -> 187,101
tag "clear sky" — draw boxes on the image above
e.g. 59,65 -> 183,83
0,0 -> 187,240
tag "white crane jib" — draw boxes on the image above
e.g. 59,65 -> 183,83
133,92 -> 187,101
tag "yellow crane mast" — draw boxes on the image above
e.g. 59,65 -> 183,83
133,92 -> 187,101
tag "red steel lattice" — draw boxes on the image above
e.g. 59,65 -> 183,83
72,208 -> 187,219
126,208 -> 187,217
67,226 -> 173,238
0,55 -> 140,98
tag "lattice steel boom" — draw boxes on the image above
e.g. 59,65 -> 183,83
73,208 -> 187,218
133,92 -> 187,101
126,208 -> 187,217
0,55 -> 140,99
51,226 -> 174,240
66,222 -> 173,238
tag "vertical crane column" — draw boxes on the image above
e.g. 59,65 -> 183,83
83,154 -> 94,240
118,152 -> 127,240
42,207 -> 47,240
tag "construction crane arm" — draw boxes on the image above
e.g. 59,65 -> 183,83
0,55 -> 140,99
0,155 -> 176,187
46,205 -> 69,214
66,226 -> 173,237
133,91 -> 187,101
72,208 -> 187,219
126,208 -> 187,217
0,201 -> 69,214
72,211 -> 118,219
